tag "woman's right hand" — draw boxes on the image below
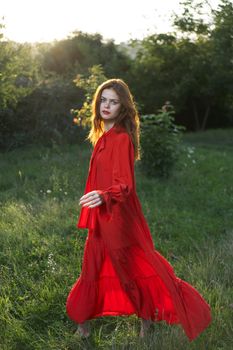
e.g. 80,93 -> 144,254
79,190 -> 104,208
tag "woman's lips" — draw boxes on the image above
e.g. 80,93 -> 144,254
102,110 -> 110,115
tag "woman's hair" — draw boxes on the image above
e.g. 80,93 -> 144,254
86,78 -> 141,161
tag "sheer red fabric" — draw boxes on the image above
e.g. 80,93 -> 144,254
66,125 -> 211,341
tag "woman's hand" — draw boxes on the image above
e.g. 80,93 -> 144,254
79,190 -> 104,208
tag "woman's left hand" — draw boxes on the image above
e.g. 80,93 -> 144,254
79,190 -> 104,208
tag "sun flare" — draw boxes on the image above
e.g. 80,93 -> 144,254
1,0 -> 220,44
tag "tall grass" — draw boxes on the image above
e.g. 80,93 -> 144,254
0,128 -> 233,349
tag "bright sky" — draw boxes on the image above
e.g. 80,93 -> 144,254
1,0 -> 220,44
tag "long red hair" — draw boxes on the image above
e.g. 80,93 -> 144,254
86,78 -> 141,161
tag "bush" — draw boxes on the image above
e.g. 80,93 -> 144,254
140,103 -> 185,178
0,75 -> 85,151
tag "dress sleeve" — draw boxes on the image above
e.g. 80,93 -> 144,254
98,133 -> 135,219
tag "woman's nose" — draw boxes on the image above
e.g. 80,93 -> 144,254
104,100 -> 110,108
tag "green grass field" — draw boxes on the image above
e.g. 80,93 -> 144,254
0,128 -> 233,349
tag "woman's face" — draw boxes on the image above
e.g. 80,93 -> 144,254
99,88 -> 121,121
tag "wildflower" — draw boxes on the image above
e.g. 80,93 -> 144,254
47,253 -> 57,273
187,146 -> 195,154
47,189 -> 52,193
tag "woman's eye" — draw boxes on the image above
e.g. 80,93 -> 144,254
100,98 -> 119,105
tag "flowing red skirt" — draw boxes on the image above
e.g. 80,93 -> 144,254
66,228 -> 193,330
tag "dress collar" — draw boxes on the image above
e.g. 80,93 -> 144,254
89,125 -> 125,171
102,124 -> 116,136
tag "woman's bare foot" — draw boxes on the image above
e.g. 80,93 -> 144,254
139,319 -> 153,338
75,321 -> 90,338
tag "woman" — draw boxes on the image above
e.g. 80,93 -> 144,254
66,79 -> 211,340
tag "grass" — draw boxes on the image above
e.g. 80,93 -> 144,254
0,128 -> 233,349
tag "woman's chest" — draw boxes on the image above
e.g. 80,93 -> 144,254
91,147 -> 114,188
94,145 -> 114,172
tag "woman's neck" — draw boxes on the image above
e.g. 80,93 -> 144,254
104,122 -> 115,132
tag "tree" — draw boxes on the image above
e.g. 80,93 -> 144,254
173,0 -> 233,129
210,0 -> 233,125
130,0 -> 233,131
42,31 -> 131,80
0,21 -> 40,149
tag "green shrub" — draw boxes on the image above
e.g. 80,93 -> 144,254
72,64 -> 107,128
140,103 -> 185,178
0,75 -> 85,151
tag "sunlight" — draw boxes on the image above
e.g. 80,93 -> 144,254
1,0 -> 180,43
2,0 -> 76,43
1,0 -> 220,44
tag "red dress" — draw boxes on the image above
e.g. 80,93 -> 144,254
66,124 -> 211,341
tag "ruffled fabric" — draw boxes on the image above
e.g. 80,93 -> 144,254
99,183 -> 131,218
66,232 -> 179,325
